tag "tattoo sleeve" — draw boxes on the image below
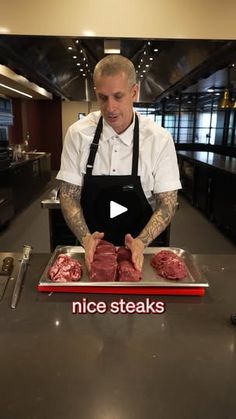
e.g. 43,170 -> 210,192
137,190 -> 178,247
59,181 -> 90,244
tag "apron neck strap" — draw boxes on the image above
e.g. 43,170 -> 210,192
132,113 -> 139,176
85,113 -> 139,176
86,116 -> 103,175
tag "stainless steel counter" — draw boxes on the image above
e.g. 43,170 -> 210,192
0,253 -> 236,419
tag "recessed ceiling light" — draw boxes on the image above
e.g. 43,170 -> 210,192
76,63 -> 81,66
140,75 -> 144,78
68,46 -> 73,50
143,70 -> 146,73
154,48 -> 158,52
145,64 -> 149,67
73,55 -> 77,59
75,40 -> 79,44
80,69 -> 83,72
149,57 -> 153,61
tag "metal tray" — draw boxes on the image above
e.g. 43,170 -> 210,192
38,246 -> 209,289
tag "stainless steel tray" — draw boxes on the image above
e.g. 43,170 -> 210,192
38,246 -> 209,288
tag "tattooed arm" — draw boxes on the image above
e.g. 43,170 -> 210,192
138,190 -> 178,247
59,181 -> 104,270
125,190 -> 178,271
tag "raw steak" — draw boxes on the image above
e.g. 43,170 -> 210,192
48,254 -> 82,282
117,246 -> 132,263
90,240 -> 117,281
96,240 -> 116,255
117,260 -> 142,282
151,250 -> 187,280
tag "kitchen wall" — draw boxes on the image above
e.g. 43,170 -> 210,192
9,98 -> 62,170
61,101 -> 99,141
1,0 -> 236,39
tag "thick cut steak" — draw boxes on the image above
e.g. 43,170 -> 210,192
90,240 -> 117,282
151,250 -> 187,280
117,246 -> 132,263
117,260 -> 142,282
48,254 -> 82,282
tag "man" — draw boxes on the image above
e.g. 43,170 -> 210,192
57,55 -> 181,272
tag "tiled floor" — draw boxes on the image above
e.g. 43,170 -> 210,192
0,177 -> 235,255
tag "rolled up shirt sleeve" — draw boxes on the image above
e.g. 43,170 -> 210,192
56,125 -> 84,186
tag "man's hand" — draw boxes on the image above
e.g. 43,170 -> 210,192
125,233 -> 144,271
82,231 -> 104,272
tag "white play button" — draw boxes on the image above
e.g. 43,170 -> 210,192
110,201 -> 128,219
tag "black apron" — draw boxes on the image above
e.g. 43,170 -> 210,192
80,114 -> 169,246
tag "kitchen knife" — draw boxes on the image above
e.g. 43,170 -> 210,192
11,245 -> 32,309
0,257 -> 14,301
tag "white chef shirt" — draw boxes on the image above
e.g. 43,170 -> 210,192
57,111 -> 181,208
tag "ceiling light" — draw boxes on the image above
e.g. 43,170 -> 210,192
140,75 -> 144,78
154,48 -> 158,52
104,39 -> 121,54
149,57 -> 153,61
76,63 -> 81,66
0,83 -> 33,98
68,46 -> 73,50
73,55 -> 77,59
75,40 -> 79,44
80,69 -> 83,72
207,88 -> 215,92
145,64 -> 149,67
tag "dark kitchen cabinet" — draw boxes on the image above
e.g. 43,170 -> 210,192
211,171 -> 236,241
177,151 -> 236,243
0,154 -> 51,220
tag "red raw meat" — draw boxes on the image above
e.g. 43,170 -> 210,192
117,260 -> 142,282
151,250 -> 187,280
90,261 -> 117,282
117,246 -> 132,263
48,254 -> 82,282
90,240 -> 117,281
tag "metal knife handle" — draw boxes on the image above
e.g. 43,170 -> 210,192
10,245 -> 32,309
11,262 -> 27,309
22,245 -> 33,261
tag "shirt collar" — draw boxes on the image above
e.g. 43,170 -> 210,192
101,112 -> 136,146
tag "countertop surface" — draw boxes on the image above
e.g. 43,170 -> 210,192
177,150 -> 236,174
0,252 -> 236,419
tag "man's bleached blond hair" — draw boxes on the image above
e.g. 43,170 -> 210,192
93,54 -> 137,88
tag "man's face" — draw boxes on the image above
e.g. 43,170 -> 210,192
95,72 -> 138,134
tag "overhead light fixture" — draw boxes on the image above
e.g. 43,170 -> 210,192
220,89 -> 231,109
104,39 -> 121,54
0,83 -> 33,98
